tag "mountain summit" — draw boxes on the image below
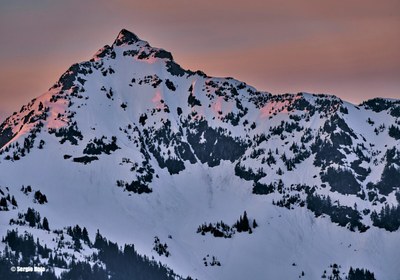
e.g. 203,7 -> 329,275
0,29 -> 399,280
114,28 -> 141,46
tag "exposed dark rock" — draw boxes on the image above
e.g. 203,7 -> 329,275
321,167 -> 361,195
0,127 -> 13,149
114,29 -> 140,46
73,156 -> 99,164
154,49 -> 173,60
187,120 -> 247,167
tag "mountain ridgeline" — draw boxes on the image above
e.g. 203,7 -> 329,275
0,29 -> 399,279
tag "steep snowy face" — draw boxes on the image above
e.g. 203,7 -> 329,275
0,29 -> 399,280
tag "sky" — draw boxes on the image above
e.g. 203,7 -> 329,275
0,0 -> 399,121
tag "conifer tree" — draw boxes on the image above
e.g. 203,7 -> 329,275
0,197 -> 7,208
43,217 -> 50,231
82,227 -> 90,244
11,196 -> 17,207
253,219 -> 258,228
74,238 -> 82,252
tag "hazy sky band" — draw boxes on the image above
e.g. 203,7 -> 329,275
0,0 -> 399,121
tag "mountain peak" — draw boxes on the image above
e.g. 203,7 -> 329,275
114,28 -> 140,46
0,28 -> 399,280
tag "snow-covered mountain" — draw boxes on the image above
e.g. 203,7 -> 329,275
0,29 -> 399,280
